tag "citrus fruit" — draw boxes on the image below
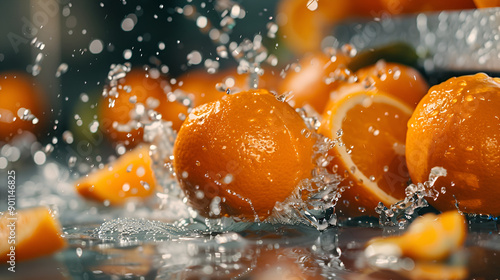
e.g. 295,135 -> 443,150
277,0 -> 351,54
406,73 -> 500,215
366,211 -> 467,261
100,68 -> 188,147
473,0 -> 500,8
75,146 -> 156,205
356,61 -> 429,108
319,83 -> 413,216
0,206 -> 66,262
173,89 -> 316,220
0,72 -> 47,141
280,51 -> 351,114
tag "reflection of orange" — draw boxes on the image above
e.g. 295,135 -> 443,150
0,72 -> 46,141
366,211 -> 467,261
75,146 -> 156,205
173,89 -> 316,220
406,73 -> 500,215
473,0 -> 500,8
277,0 -> 351,54
356,61 -> 428,108
0,207 -> 66,262
320,83 -> 412,216
280,52 -> 351,114
100,68 -> 187,147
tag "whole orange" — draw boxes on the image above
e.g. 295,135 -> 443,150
280,51 -> 351,114
100,68 -> 188,147
0,72 -> 47,141
356,61 -> 429,108
173,89 -> 316,220
406,73 -> 500,215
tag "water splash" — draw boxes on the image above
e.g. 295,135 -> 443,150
376,167 -> 447,228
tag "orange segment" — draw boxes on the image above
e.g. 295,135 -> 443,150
366,211 -> 467,261
356,61 -> 429,108
406,73 -> 500,215
0,207 -> 66,262
75,146 -> 156,205
173,89 -> 316,220
280,52 -> 351,114
320,83 -> 413,216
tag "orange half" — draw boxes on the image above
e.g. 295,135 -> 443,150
320,83 -> 413,216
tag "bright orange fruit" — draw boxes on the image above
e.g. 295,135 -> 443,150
406,73 -> 500,216
356,61 -> 429,108
75,146 -> 156,205
280,51 -> 351,114
366,211 -> 467,261
173,89 -> 316,220
320,83 -> 413,216
100,68 -> 188,147
0,72 -> 47,141
0,207 -> 66,262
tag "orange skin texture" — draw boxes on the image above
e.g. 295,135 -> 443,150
0,72 -> 47,141
406,73 -> 500,215
280,52 -> 351,114
320,84 -> 413,217
75,146 -> 156,205
355,61 -> 429,109
173,89 -> 316,220
100,68 -> 188,147
0,207 -> 66,262
474,0 -> 500,8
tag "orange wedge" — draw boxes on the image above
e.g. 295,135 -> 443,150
319,83 -> 413,216
75,146 -> 156,205
366,211 -> 467,261
0,207 -> 66,262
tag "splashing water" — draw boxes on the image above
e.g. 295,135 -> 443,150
376,166 -> 448,228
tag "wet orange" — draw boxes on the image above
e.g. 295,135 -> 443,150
356,61 -> 429,108
406,73 -> 500,215
173,89 -> 316,220
75,146 -> 156,205
0,207 -> 66,262
0,72 -> 47,141
277,0 -> 351,54
100,68 -> 188,147
320,83 -> 413,216
366,211 -> 467,261
474,0 -> 500,8
280,51 -> 351,114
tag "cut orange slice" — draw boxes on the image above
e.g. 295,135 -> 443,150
0,207 -> 67,262
320,83 -> 413,216
75,146 -> 156,205
366,211 -> 467,261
